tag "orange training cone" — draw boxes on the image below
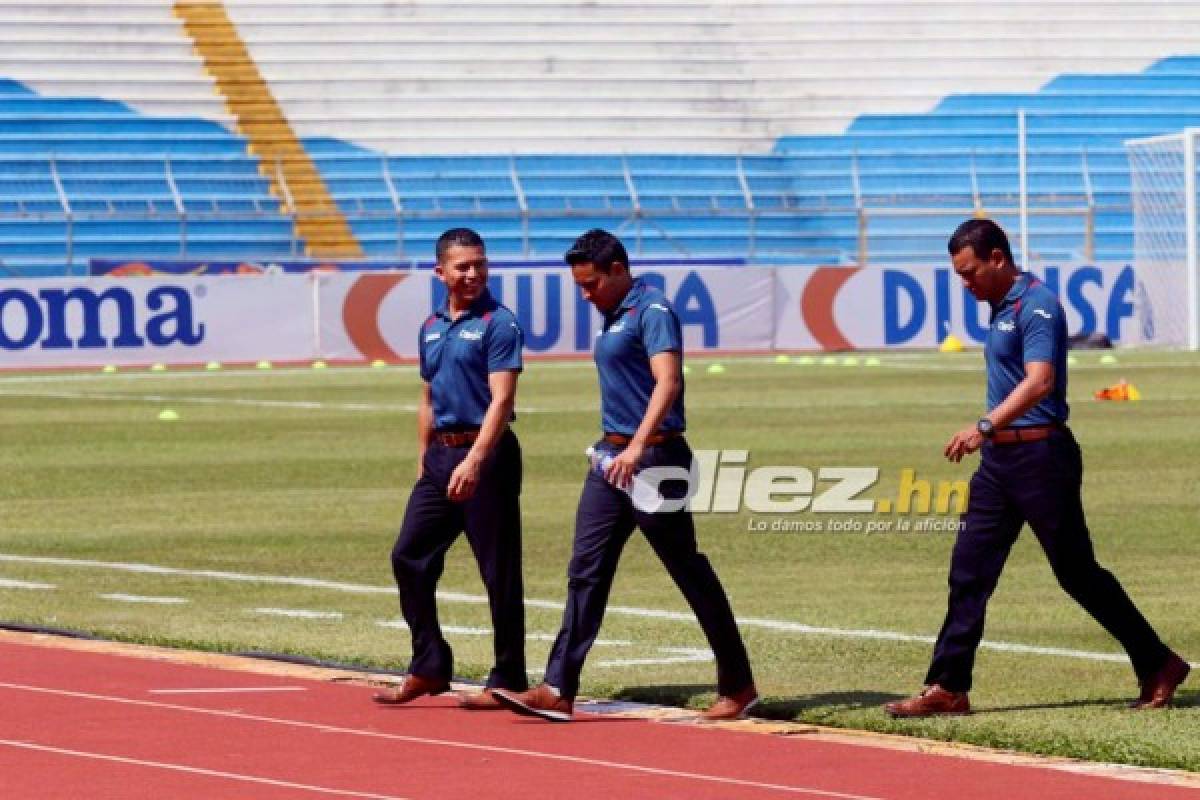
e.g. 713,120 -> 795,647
1094,378 -> 1141,402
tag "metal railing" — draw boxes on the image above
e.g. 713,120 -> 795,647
0,150 -> 1126,275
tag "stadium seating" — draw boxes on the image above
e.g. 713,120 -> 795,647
5,1 -> 1200,273
0,2 -> 292,275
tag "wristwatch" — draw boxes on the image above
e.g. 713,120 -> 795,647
976,418 -> 995,438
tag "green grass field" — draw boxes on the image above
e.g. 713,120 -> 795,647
1,351 -> 1197,771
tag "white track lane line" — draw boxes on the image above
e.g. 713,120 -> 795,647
0,682 -> 883,800
148,687 -> 307,695
0,553 -> 1176,667
0,739 -> 407,800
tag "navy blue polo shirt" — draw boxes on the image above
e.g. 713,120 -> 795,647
594,277 -> 686,435
985,272 -> 1069,426
418,289 -> 523,430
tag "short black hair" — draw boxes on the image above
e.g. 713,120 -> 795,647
436,227 -> 485,262
564,228 -> 628,273
947,218 -> 1014,264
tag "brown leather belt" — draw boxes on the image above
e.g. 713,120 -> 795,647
992,425 -> 1056,445
434,429 -> 480,448
603,431 -> 681,447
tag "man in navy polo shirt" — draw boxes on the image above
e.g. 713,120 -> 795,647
493,229 -> 756,722
373,228 -> 528,711
886,218 -> 1189,717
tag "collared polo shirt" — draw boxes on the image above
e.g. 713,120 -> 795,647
985,271 -> 1069,426
593,277 -> 686,435
418,289 -> 522,430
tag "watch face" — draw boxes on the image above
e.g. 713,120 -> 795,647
977,419 -> 994,436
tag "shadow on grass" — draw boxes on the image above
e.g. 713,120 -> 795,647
613,684 -> 1200,719
613,685 -> 906,718
612,683 -> 716,708
970,697 -> 1128,714
969,687 -> 1199,714
755,691 -> 907,719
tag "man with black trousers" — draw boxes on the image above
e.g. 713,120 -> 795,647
374,228 -> 528,710
886,218 -> 1189,717
493,228 -> 757,722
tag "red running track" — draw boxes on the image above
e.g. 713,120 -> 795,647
0,638 -> 1194,800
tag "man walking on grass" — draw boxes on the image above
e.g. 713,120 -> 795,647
493,229 -> 757,722
885,218 -> 1189,718
373,228 -> 528,711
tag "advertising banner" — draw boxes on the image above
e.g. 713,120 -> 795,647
89,257 -> 747,277
316,267 -> 776,361
1,263 -> 1139,369
0,275 -> 313,368
773,264 -> 1137,350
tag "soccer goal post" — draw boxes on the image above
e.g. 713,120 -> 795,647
1125,129 -> 1200,349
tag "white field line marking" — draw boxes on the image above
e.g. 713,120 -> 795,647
0,738 -> 407,800
148,687 -> 307,695
252,608 -> 344,620
2,355 -> 1193,388
526,632 -> 634,647
0,553 -> 1175,668
11,385 -> 1176,415
0,388 -> 552,415
0,367 -> 424,386
0,578 -> 55,590
375,620 -> 489,636
0,384 -> 963,414
0,683 -> 883,800
377,621 -> 636,648
377,620 -> 675,666
99,593 -> 189,605
596,647 -> 714,669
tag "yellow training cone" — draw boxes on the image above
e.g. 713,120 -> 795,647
939,335 -> 965,353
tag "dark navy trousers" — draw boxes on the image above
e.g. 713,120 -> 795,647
926,427 -> 1170,692
390,429 -> 527,691
544,436 -> 754,700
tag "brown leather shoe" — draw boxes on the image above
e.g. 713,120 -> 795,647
458,688 -> 506,711
701,684 -> 759,721
492,683 -> 573,722
1131,653 -> 1191,710
372,674 -> 451,705
884,685 -> 970,718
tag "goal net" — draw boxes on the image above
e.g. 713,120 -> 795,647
1125,129 -> 1200,349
